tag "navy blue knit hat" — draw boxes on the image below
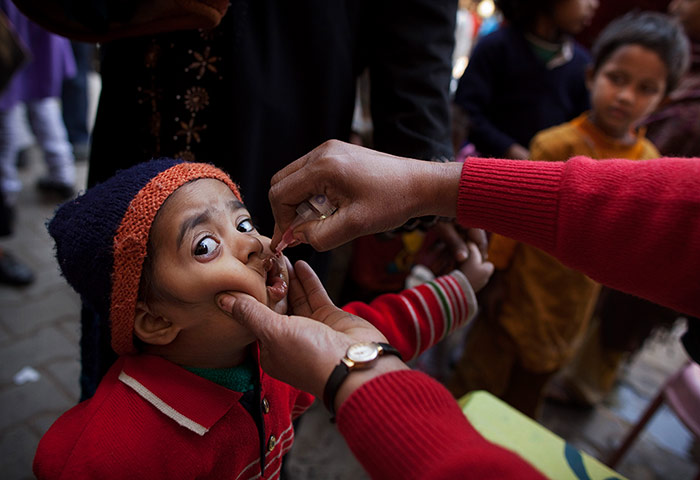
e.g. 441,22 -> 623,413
48,159 -> 241,355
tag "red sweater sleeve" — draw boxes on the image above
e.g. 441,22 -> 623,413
342,270 -> 477,361
457,156 -> 700,317
337,370 -> 545,479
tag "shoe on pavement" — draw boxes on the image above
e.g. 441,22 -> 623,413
0,250 -> 35,286
37,177 -> 75,200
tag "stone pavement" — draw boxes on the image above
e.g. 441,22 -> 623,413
1,155 -> 698,479
0,154 -> 84,480
540,321 -> 700,480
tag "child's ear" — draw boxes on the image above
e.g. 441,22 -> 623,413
133,301 -> 181,346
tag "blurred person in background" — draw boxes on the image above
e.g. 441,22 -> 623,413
645,0 -> 700,157
61,41 -> 96,162
453,0 -> 597,160
0,6 -> 33,286
575,0 -> 670,49
450,12 -> 689,416
0,1 -> 76,202
549,1 -> 700,409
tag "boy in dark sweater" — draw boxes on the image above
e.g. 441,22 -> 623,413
454,0 -> 597,159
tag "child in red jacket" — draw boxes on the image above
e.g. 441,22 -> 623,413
34,159 -> 492,479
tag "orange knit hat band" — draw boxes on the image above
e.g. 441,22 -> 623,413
110,163 -> 241,355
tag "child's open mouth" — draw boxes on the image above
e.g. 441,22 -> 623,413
263,255 -> 288,302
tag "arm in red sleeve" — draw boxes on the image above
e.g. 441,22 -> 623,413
342,270 -> 477,361
337,370 -> 545,479
456,156 -> 700,317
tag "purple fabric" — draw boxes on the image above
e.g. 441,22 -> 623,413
645,41 -> 700,158
0,0 -> 76,111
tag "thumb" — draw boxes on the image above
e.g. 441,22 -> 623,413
465,242 -> 483,264
293,261 -> 335,311
438,223 -> 469,263
217,293 -> 282,341
468,228 -> 489,257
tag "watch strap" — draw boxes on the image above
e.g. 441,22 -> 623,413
323,361 -> 349,420
376,342 -> 401,361
323,342 -> 402,421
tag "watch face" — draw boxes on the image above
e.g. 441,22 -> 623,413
346,342 -> 379,364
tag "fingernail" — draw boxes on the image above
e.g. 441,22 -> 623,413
456,249 -> 469,262
217,294 -> 235,311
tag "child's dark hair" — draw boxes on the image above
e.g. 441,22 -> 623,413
591,11 -> 690,93
495,0 -> 558,30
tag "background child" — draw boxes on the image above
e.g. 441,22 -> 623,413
34,159 -> 492,479
643,0 -> 700,390
447,11 -> 689,418
453,0 -> 597,160
645,0 -> 700,157
0,1 -> 77,201
555,1 -> 700,408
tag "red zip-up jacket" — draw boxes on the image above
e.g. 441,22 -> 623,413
34,270 -> 485,479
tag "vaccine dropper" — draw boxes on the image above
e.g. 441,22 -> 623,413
275,195 -> 337,254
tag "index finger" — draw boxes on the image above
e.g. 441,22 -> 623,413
268,150 -> 335,235
270,152 -> 310,188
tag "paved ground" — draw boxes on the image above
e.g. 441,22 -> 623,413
1,153 -> 698,479
0,154 -> 83,479
541,323 -> 699,480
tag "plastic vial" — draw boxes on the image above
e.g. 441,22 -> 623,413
275,195 -> 337,254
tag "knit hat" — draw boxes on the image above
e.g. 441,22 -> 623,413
48,159 -> 241,355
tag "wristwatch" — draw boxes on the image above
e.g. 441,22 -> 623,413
323,342 -> 402,420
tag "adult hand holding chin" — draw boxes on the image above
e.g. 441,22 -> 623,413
216,260 -> 405,401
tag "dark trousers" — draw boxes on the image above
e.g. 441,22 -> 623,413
61,41 -> 94,146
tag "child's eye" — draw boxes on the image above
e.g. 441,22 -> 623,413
194,236 -> 219,257
639,83 -> 660,95
607,72 -> 625,85
237,218 -> 255,233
